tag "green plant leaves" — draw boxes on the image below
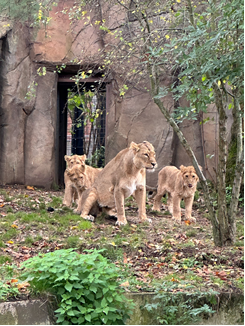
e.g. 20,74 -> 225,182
21,248 -> 134,324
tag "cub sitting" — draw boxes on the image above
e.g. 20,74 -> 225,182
152,165 -> 201,223
79,141 -> 157,226
63,154 -> 86,207
67,164 -> 102,213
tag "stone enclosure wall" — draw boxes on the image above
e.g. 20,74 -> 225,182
0,1 -> 233,188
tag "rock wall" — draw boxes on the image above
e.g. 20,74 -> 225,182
0,2 -> 228,188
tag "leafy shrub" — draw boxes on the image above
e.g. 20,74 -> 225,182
21,248 -> 134,325
0,264 -> 20,301
144,282 -> 216,325
0,280 -> 19,301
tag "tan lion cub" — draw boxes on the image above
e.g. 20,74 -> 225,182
67,164 -> 102,213
152,165 -> 201,223
62,154 -> 86,207
79,141 -> 157,226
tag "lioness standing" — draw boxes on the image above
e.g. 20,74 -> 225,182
79,141 -> 157,225
152,165 -> 200,223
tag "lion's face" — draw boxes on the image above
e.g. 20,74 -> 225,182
180,165 -> 199,188
67,165 -> 87,190
65,154 -> 86,169
130,141 -> 157,170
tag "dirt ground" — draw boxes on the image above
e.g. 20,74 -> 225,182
0,184 -> 244,297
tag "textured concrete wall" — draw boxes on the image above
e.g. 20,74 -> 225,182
0,1 -> 229,188
0,293 -> 243,325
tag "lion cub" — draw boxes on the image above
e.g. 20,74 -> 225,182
62,154 -> 86,207
152,165 -> 200,223
67,164 -> 102,213
79,141 -> 157,226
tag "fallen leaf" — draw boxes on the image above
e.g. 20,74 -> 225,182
11,224 -> 18,228
26,186 -> 35,190
184,220 -> 191,225
120,281 -> 130,287
215,271 -> 227,280
17,282 -> 30,292
123,252 -> 127,264
11,279 -> 18,283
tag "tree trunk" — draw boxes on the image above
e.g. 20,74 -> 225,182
153,96 -> 221,244
228,89 -> 244,241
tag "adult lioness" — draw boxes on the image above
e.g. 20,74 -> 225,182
62,154 -> 86,207
79,141 -> 157,225
152,165 -> 201,223
67,164 -> 102,213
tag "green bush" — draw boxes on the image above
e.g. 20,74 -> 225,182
21,248 -> 134,325
144,282 -> 216,325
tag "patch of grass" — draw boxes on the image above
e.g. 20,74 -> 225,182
24,236 -> 34,246
39,202 -> 46,210
128,234 -> 144,249
0,255 -> 12,264
65,236 -> 80,248
0,241 -> 6,248
161,195 -> 167,204
18,212 -> 40,223
0,228 -> 19,242
100,244 -> 124,262
184,271 -> 203,284
234,240 -> 244,247
234,277 -> 244,290
210,276 -> 225,287
49,196 -> 62,208
6,207 -> 14,213
186,229 -> 198,237
77,219 -> 92,230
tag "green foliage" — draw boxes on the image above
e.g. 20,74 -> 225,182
0,0 -> 57,25
0,280 -> 19,301
0,264 -> 20,301
169,0 -> 244,115
21,248 -> 134,325
86,146 -> 105,168
144,282 -> 216,325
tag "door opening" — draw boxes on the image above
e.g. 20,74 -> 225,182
57,81 -> 106,186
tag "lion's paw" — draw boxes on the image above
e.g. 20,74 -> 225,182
115,220 -> 127,226
142,218 -> 152,223
172,217 -> 181,224
83,215 -> 95,222
186,216 -> 196,223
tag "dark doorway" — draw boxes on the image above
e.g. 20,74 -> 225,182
57,81 -> 106,186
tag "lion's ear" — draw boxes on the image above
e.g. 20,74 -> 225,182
180,165 -> 185,172
80,154 -> 86,161
79,165 -> 85,173
65,155 -> 70,162
130,142 -> 140,152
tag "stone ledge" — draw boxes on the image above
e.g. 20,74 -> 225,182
0,299 -> 54,325
0,292 -> 244,325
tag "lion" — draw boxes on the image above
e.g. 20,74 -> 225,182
62,154 -> 86,207
78,141 -> 157,225
152,165 -> 201,223
66,163 -> 102,213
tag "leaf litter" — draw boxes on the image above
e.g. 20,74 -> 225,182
0,184 -> 243,298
